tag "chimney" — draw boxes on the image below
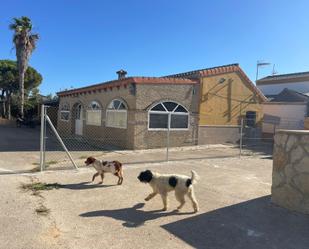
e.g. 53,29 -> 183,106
116,69 -> 127,80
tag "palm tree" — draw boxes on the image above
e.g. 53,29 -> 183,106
9,16 -> 39,118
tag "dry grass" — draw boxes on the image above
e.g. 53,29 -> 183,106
35,204 -> 50,216
21,182 -> 61,193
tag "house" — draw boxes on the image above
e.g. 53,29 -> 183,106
57,75 -> 199,149
262,88 -> 309,134
56,64 -> 265,149
167,64 -> 267,144
257,71 -> 309,134
256,71 -> 309,96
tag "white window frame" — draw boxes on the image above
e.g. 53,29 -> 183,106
148,101 -> 189,131
60,103 -> 70,122
106,99 -> 128,129
86,101 -> 102,126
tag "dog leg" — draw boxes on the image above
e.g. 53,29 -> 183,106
114,172 -> 122,185
187,188 -> 199,212
118,176 -> 123,185
99,173 -> 104,184
118,170 -> 124,185
175,191 -> 186,211
145,192 -> 157,201
92,172 -> 99,182
160,193 -> 168,211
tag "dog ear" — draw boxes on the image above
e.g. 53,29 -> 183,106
145,170 -> 153,182
138,170 -> 153,183
85,157 -> 95,165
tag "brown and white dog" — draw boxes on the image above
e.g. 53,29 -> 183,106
84,157 -> 124,185
137,170 -> 199,212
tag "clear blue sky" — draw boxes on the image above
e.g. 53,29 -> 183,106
1,0 -> 309,95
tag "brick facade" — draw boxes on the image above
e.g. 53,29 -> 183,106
57,79 -> 198,149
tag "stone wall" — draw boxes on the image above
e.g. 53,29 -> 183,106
272,130 -> 309,214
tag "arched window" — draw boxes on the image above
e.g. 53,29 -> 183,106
86,101 -> 102,126
60,103 -> 70,121
106,99 -> 127,129
148,101 -> 189,130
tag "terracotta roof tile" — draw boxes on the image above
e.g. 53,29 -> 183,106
166,64 -> 267,102
57,77 -> 197,96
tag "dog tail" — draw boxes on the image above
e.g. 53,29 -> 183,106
191,170 -> 199,184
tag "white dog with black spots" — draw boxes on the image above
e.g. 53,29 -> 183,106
137,170 -> 199,212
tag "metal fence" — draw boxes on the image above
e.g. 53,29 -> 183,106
2,104 -> 307,173
38,105 -> 281,171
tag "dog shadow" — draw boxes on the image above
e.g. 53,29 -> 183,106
59,181 -> 115,190
80,203 -> 195,227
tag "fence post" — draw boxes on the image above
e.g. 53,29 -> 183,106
40,104 -> 45,172
166,113 -> 171,162
43,106 -> 47,170
239,118 -> 244,157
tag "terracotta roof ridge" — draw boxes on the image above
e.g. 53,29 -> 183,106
57,77 -> 135,94
57,76 -> 197,96
235,66 -> 267,102
164,63 -> 240,78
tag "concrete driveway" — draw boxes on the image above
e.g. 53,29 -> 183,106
1,156 -> 309,249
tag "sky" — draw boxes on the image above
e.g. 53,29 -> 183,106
1,0 -> 309,95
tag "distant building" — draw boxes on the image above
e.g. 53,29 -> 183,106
262,88 -> 309,134
256,71 -> 309,97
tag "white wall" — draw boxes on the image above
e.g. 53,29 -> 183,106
258,81 -> 309,95
262,103 -> 307,133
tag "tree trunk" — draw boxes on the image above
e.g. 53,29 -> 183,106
7,92 -> 11,120
3,99 -> 6,118
15,29 -> 32,119
19,68 -> 25,118
1,90 -> 5,118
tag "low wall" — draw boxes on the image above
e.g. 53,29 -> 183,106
198,125 -> 240,145
272,130 -> 309,214
304,117 -> 309,130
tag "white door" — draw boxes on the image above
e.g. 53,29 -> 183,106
75,104 -> 83,135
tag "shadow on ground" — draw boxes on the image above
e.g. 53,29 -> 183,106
58,181 -> 115,190
241,140 -> 274,157
162,195 -> 309,249
80,203 -> 195,227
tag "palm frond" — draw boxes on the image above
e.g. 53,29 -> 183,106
9,16 -> 32,32
29,34 -> 39,50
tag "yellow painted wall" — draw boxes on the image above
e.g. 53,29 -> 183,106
199,72 -> 263,126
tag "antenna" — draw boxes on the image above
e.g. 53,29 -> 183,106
256,60 -> 271,81
272,64 -> 278,75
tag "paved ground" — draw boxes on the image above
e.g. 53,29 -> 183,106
1,156 -> 309,249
